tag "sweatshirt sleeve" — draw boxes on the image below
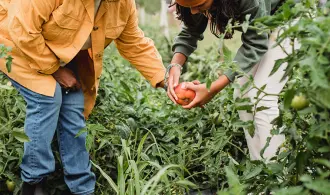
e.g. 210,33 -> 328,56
225,0 -> 271,81
172,13 -> 208,57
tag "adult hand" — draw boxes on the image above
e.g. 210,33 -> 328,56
166,65 -> 182,104
52,67 -> 81,91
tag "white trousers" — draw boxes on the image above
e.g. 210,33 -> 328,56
234,31 -> 293,161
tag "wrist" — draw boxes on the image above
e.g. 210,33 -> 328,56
171,53 -> 187,65
210,75 -> 230,94
164,63 -> 183,90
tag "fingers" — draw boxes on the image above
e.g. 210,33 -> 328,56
166,75 -> 177,104
192,80 -> 201,85
182,82 -> 197,91
173,73 -> 180,88
169,77 -> 179,101
167,88 -> 177,104
182,98 -> 199,109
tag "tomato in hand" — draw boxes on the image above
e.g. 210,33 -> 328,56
174,82 -> 196,106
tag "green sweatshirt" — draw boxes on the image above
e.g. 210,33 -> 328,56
172,0 -> 282,81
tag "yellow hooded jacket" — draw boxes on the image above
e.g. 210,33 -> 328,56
0,0 -> 165,118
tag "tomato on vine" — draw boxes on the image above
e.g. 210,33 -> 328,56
291,94 -> 309,110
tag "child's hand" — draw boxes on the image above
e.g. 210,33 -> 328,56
180,81 -> 216,109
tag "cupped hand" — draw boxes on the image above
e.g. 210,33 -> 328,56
180,81 -> 216,109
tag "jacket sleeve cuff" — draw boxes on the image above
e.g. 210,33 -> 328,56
224,70 -> 239,82
37,61 -> 60,75
150,70 -> 166,88
173,46 -> 193,58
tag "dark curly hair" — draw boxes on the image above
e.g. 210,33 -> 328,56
172,0 -> 240,39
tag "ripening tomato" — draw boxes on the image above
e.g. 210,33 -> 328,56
291,94 -> 309,110
174,82 -> 196,106
6,180 -> 15,192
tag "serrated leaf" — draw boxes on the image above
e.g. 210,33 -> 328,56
240,79 -> 252,94
267,163 -> 283,174
313,88 -> 330,109
241,165 -> 263,180
270,58 -> 287,77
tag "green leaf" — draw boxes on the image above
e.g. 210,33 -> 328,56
12,128 -> 30,142
129,160 -> 141,195
241,165 -> 263,180
91,161 -> 118,193
313,88 -> 330,109
240,79 -> 252,94
223,166 -> 246,194
222,43 -> 233,62
116,124 -> 131,139
283,88 -> 295,110
260,137 -> 271,158
6,56 -> 13,73
120,80 -> 131,92
270,58 -> 287,77
304,178 -> 330,195
175,180 -> 197,188
256,84 -> 267,98
274,186 -> 307,195
118,155 -> 125,195
297,152 -> 310,175
126,118 -> 137,130
256,106 -> 270,112
267,162 -> 283,174
242,14 -> 251,33
206,78 -> 212,90
283,3 -> 292,19
318,146 -> 330,153
0,84 -> 13,90
313,159 -> 330,169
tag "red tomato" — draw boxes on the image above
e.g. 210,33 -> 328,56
174,82 -> 196,106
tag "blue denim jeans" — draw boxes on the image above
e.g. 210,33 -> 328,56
9,78 -> 95,195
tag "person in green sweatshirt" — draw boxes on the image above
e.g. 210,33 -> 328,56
165,0 -> 290,161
